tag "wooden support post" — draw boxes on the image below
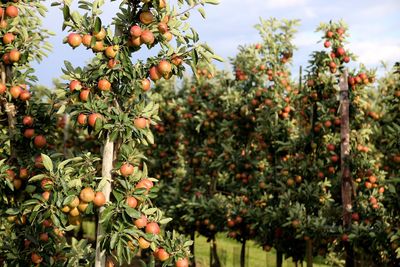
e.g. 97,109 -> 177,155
306,239 -> 313,267
95,137 -> 114,267
339,70 -> 354,267
276,250 -> 283,267
240,239 -> 246,267
0,64 -> 16,161
191,231 -> 196,267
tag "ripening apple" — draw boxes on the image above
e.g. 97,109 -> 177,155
19,168 -> 29,179
88,113 -> 102,127
136,178 -> 154,191
141,78 -> 151,91
77,113 -> 87,126
162,31 -> 173,42
23,116 -> 34,126
336,27 -> 345,35
0,83 -> 5,94
42,191 -> 51,201
9,49 -> 21,62
157,60 -> 172,76
34,135 -> 47,148
130,25 -> 142,38
93,28 -> 106,41
105,46 -> 118,59
98,79 -> 111,91
80,187 -> 95,203
93,192 -> 106,207
138,237 -> 150,249
134,214 -> 148,228
140,30 -> 155,45
134,117 -> 148,129
157,22 -> 168,34
107,59 -> 118,69
19,90 -> 31,101
69,80 -> 81,92
92,41 -> 105,52
67,33 -> 82,48
139,11 -> 154,25
69,207 -> 80,217
159,0 -> 166,8
79,89 -> 90,101
0,20 -> 7,29
39,232 -> 49,242
82,34 -> 93,47
5,5 -> 18,18
171,54 -> 183,66
176,258 -> 189,267
336,47 -> 345,56
126,196 -> 138,208
149,66 -> 161,81
31,253 -> 42,264
78,202 -> 88,212
331,154 -> 339,163
3,32 -> 15,44
120,163 -> 134,177
2,53 -> 10,65
154,248 -> 169,261
24,128 -> 35,138
326,144 -> 335,151
326,31 -> 334,38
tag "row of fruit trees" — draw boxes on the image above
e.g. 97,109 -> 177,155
150,18 -> 399,267
0,0 -> 219,266
0,0 -> 399,267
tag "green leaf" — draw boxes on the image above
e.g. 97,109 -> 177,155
143,208 -> 158,215
5,208 -> 19,215
29,174 -> 47,183
159,218 -> 172,224
205,0 -> 219,4
197,7 -> 206,19
125,207 -> 141,219
41,154 -> 53,173
94,17 -> 102,33
62,5 -> 70,21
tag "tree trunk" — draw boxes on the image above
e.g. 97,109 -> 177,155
240,239 -> 246,267
63,114 -> 70,157
339,70 -> 354,267
0,64 -> 16,161
95,137 -> 114,267
276,250 -> 283,267
306,239 -> 313,267
211,237 -> 221,267
190,231 -> 196,267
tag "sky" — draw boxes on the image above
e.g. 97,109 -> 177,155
33,0 -> 400,87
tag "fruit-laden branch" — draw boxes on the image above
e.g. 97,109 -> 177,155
0,63 -> 16,161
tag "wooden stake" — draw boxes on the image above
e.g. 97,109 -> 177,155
306,239 -> 313,267
240,239 -> 246,267
95,137 -> 114,267
339,70 -> 354,267
0,63 -> 16,161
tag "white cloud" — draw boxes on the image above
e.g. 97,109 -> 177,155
348,40 -> 400,66
359,1 -> 399,17
294,31 -> 319,47
264,0 -> 309,9
220,0 -> 308,9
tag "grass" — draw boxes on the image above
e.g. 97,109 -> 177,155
194,233 -> 329,267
